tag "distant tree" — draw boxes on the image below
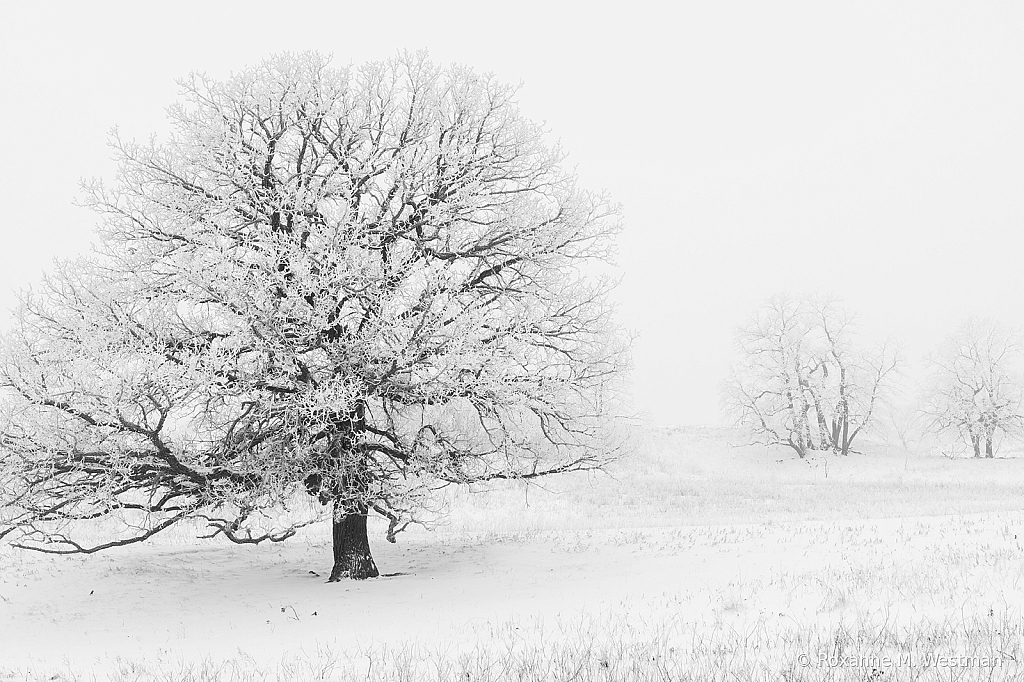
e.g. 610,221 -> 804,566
920,319 -> 1023,458
0,52 -> 628,580
723,296 -> 816,457
723,295 -> 900,457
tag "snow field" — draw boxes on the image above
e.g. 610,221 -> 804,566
2,427 -> 1024,680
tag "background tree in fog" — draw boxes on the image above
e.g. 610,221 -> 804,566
920,319 -> 1023,458
723,295 -> 900,457
0,52 -> 628,580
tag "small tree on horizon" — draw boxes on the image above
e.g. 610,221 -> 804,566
723,295 -> 900,457
920,318 -> 1024,458
0,52 -> 628,580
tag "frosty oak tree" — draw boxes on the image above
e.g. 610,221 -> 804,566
0,53 -> 627,580
920,319 -> 1024,458
724,295 -> 899,457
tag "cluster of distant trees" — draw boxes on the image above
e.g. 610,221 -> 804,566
724,295 -> 1024,459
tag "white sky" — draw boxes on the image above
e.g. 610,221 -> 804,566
1,1 -> 1022,426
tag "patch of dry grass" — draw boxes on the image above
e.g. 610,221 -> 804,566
7,609 -> 1021,681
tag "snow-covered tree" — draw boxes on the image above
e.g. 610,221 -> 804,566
0,52 -> 628,580
723,295 -> 899,457
920,319 -> 1023,458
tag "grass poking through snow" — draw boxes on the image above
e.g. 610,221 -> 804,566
4,427 -> 1024,680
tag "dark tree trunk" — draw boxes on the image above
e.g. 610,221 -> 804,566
985,437 -> 994,458
840,417 -> 850,456
971,434 -> 981,458
328,499 -> 379,581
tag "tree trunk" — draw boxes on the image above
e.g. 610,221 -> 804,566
813,400 -> 830,450
985,437 -> 994,458
328,499 -> 379,581
840,416 -> 850,456
971,434 -> 981,458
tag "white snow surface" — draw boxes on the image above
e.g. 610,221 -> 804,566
3,428 -> 1024,676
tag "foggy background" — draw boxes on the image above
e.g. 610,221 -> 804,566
1,1 -> 1022,426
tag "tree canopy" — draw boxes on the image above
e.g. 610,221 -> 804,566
0,52 -> 628,579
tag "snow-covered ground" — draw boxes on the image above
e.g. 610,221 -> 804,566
3,428 -> 1024,680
